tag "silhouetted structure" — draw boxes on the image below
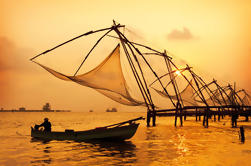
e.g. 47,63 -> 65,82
0,103 -> 70,112
29,21 -> 251,128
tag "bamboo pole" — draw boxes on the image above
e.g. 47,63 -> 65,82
30,25 -> 124,61
164,52 -> 183,126
116,32 -> 150,108
167,60 -> 207,106
113,22 -> 155,126
106,35 -> 164,56
74,29 -> 113,76
116,31 -> 176,108
188,68 -> 209,127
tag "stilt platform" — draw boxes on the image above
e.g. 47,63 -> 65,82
153,105 -> 251,127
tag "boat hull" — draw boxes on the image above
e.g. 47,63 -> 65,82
31,123 -> 139,141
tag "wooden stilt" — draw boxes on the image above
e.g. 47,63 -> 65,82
152,110 -> 156,126
196,108 -> 198,121
179,105 -> 183,126
203,111 -> 206,126
180,114 -> 183,126
175,104 -> 179,127
155,106 -> 251,128
206,110 -> 209,128
184,111 -> 187,121
245,115 -> 249,122
147,111 -> 151,127
218,108 -> 221,121
240,126 -> 245,143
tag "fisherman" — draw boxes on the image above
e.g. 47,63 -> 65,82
38,117 -> 52,132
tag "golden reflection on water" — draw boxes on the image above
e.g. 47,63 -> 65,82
0,112 -> 250,166
176,134 -> 188,154
30,139 -> 137,165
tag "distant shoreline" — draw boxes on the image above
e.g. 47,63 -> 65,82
0,110 -> 71,112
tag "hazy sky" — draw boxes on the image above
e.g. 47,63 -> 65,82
0,0 -> 250,111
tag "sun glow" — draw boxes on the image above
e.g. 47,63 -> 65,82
175,70 -> 181,76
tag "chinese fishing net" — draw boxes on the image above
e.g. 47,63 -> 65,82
33,44 -> 145,106
153,79 -> 198,106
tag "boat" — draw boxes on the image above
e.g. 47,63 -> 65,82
106,107 -> 117,112
31,117 -> 143,141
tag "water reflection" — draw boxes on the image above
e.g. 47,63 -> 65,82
140,127 -> 191,165
176,134 -> 189,155
1,113 -> 250,165
146,127 -> 162,140
74,140 -> 136,158
30,139 -> 137,165
30,141 -> 52,165
142,127 -> 177,164
30,137 -> 51,144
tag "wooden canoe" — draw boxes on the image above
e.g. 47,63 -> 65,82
31,117 -> 143,141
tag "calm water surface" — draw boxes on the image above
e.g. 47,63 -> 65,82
0,112 -> 250,166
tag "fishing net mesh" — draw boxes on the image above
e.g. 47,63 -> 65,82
194,87 -> 233,105
153,80 -> 198,106
34,44 -> 144,106
242,95 -> 250,105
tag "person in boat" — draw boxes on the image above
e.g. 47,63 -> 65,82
38,118 -> 51,132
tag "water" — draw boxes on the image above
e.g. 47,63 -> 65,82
0,112 -> 250,166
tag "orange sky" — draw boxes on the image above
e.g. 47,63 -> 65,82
0,0 -> 250,111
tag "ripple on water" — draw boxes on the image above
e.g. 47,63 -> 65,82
0,112 -> 250,166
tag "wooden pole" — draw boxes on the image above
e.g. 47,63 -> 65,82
168,62 -> 207,105
203,110 -> 206,126
152,110 -> 156,126
125,41 -> 154,107
213,80 -> 228,106
180,109 -> 183,126
196,108 -> 198,121
240,126 -> 245,143
30,25 -> 124,61
188,68 -> 209,127
147,111 -> 151,127
123,34 -> 157,126
194,78 -> 217,106
118,31 -> 176,107
245,113 -> 249,122
113,23 -> 157,126
218,107 -> 221,121
112,23 -> 153,128
106,35 -> 164,55
74,29 -> 113,76
164,52 -> 184,126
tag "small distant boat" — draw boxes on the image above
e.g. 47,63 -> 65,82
106,107 -> 117,112
31,117 -> 143,141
